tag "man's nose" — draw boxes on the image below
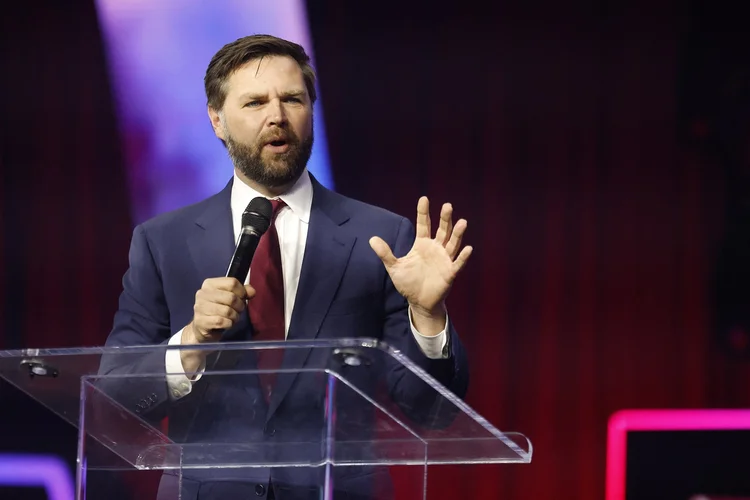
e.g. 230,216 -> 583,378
266,99 -> 287,126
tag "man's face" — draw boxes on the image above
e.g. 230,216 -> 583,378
208,55 -> 313,190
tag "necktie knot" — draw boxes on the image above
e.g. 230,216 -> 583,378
270,199 -> 286,221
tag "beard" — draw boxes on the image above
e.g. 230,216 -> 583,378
225,126 -> 313,189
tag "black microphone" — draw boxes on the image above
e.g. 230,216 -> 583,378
226,197 -> 273,283
181,197 -> 273,440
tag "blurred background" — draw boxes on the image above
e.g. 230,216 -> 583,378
2,0 -> 750,498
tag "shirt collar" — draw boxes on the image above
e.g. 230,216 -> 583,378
230,169 -> 313,224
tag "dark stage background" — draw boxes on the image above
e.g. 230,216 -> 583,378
2,0 -> 750,499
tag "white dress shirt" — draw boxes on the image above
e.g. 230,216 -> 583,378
165,170 -> 447,399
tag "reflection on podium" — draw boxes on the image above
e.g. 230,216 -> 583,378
0,339 -> 532,499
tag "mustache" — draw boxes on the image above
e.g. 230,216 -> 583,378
259,129 -> 298,146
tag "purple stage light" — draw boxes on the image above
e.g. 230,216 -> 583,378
0,453 -> 74,500
94,0 -> 334,225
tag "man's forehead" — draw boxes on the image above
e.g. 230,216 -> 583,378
239,55 -> 301,78
227,56 -> 305,93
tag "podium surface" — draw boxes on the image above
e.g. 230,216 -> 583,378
0,338 -> 531,499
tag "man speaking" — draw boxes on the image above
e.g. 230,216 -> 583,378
101,34 -> 472,500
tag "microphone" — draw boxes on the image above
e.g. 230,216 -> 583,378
226,197 -> 273,283
182,197 -> 273,438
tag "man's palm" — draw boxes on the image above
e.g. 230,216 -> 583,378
369,197 -> 472,315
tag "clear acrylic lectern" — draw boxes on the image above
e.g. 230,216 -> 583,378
0,339 -> 532,499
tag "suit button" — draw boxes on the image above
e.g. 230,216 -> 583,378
255,483 -> 266,496
263,425 -> 276,436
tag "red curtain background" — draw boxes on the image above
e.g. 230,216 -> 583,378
306,1 -> 750,497
3,0 -> 750,498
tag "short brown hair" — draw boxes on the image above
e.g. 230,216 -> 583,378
204,34 -> 317,111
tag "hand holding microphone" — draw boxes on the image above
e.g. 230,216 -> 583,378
185,277 -> 255,344
180,197 -> 273,370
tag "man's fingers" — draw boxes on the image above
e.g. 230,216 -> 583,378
230,291 -> 247,312
451,246 -> 473,275
191,277 -> 253,342
230,278 -> 248,298
445,219 -> 468,258
203,277 -> 246,294
196,301 -> 240,322
416,196 -> 431,238
434,203 -> 453,245
369,236 -> 398,268
198,289 -> 245,311
201,315 -> 234,332
192,311 -> 234,338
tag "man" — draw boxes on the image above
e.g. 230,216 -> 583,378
101,34 -> 471,499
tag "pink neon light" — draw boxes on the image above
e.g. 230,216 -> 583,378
0,453 -> 74,500
606,409 -> 750,500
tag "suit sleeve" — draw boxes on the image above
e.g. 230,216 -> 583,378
97,224 -> 178,421
381,217 -> 470,423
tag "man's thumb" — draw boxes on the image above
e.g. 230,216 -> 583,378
369,237 -> 397,267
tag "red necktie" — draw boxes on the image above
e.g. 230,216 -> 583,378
248,199 -> 286,401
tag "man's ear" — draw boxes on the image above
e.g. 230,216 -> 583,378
207,106 -> 226,141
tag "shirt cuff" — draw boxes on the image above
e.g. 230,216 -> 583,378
165,329 -> 205,400
408,307 -> 450,359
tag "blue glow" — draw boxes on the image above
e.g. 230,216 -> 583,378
94,0 -> 333,224
0,453 -> 74,500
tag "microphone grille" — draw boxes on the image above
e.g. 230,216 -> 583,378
242,197 -> 273,234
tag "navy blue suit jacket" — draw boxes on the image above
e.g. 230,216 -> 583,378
100,174 -> 469,499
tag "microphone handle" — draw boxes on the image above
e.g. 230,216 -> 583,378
182,224 -> 263,444
226,226 -> 262,282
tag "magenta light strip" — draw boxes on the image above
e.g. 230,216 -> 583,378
606,409 -> 750,500
0,453 -> 74,500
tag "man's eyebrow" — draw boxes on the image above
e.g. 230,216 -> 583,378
237,90 -> 306,101
279,90 -> 306,98
238,92 -> 266,101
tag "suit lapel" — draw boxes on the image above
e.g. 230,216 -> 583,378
187,180 -> 251,341
266,178 -> 355,420
188,180 -> 234,278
